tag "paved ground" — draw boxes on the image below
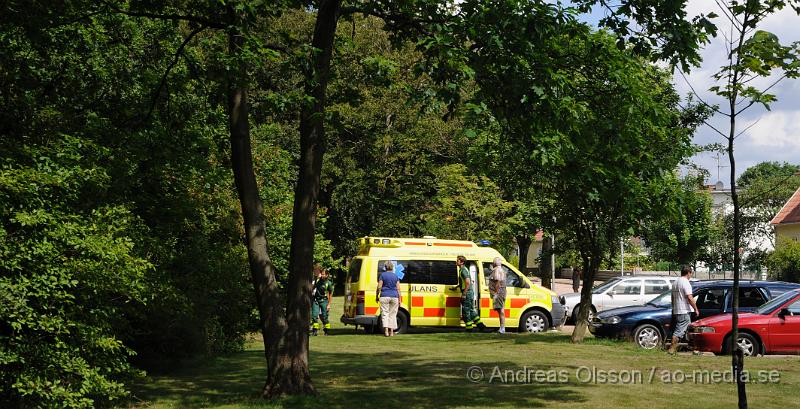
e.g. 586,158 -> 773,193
530,277 -> 602,295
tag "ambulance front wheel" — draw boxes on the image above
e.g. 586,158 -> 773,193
519,309 -> 550,333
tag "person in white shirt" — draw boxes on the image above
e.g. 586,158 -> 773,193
669,265 -> 699,354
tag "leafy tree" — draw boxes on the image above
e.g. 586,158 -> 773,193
536,33 -> 698,342
584,1 -> 799,404
0,137 -> 150,408
767,238 -> 800,282
738,161 -> 800,250
421,164 -> 514,241
321,14 -> 470,256
640,174 -> 714,266
668,1 -> 800,406
704,213 -> 736,274
738,161 -> 800,188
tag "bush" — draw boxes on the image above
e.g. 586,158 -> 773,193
767,239 -> 800,282
1,138 -> 149,408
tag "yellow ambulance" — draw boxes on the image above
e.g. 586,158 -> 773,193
340,236 -> 566,333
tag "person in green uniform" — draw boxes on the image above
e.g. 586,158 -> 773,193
311,265 -> 334,336
452,255 -> 487,332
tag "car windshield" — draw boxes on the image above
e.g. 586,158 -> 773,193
592,278 -> 622,294
647,291 -> 672,307
754,290 -> 800,315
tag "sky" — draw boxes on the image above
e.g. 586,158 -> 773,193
573,1 -> 800,184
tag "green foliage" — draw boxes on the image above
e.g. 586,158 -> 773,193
738,161 -> 800,188
321,15 -> 481,254
574,0 -> 719,70
0,137 -> 149,408
767,239 -> 800,282
737,161 -> 800,249
0,2 -> 279,401
540,32 -> 699,273
640,174 -> 714,265
705,214 -> 734,273
421,164 -> 514,242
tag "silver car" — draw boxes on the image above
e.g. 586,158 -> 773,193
563,276 -> 678,323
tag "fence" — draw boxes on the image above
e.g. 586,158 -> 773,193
556,268 -> 765,281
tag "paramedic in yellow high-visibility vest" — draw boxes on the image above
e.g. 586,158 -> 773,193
452,255 -> 487,332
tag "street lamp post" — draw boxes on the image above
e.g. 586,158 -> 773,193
550,235 -> 556,291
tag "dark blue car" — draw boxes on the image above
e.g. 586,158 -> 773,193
589,280 -> 800,349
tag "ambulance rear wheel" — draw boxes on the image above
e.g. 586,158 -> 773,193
519,310 -> 550,333
396,310 -> 409,334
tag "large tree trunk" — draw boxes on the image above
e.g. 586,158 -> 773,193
539,234 -> 552,288
269,0 -> 342,397
516,234 -> 532,272
571,253 -> 599,342
226,25 -> 286,395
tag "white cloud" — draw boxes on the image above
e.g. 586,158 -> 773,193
683,1 -> 800,176
745,110 -> 800,149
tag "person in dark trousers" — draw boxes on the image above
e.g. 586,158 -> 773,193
668,265 -> 699,354
572,267 -> 582,293
311,265 -> 334,336
451,255 -> 487,332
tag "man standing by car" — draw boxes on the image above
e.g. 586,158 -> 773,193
669,265 -> 699,354
452,255 -> 487,332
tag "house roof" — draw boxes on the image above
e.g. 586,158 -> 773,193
771,187 -> 800,225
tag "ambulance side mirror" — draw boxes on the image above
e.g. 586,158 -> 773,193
521,282 -> 530,289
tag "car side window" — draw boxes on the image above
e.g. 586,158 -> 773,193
697,288 -> 726,311
645,279 -> 670,295
739,287 -> 767,308
612,280 -> 642,295
482,263 -> 523,288
387,260 -> 458,285
787,299 -> 800,315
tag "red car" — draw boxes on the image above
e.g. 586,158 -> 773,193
689,289 -> 800,356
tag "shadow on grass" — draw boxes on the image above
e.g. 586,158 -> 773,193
130,347 -> 587,408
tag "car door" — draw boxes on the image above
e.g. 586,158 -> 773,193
603,279 -> 642,310
767,296 -> 800,353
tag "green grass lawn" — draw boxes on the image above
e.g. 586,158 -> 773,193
126,297 -> 799,409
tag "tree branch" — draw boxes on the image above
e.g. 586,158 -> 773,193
733,118 -> 759,139
144,25 -> 207,122
677,69 -> 726,116
734,73 -> 788,116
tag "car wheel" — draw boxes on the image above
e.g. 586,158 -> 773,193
633,324 -> 663,350
572,305 -> 596,324
736,333 -> 760,357
723,332 -> 760,357
519,310 -> 550,333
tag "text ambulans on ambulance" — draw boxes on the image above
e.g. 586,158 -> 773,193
340,237 -> 566,333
